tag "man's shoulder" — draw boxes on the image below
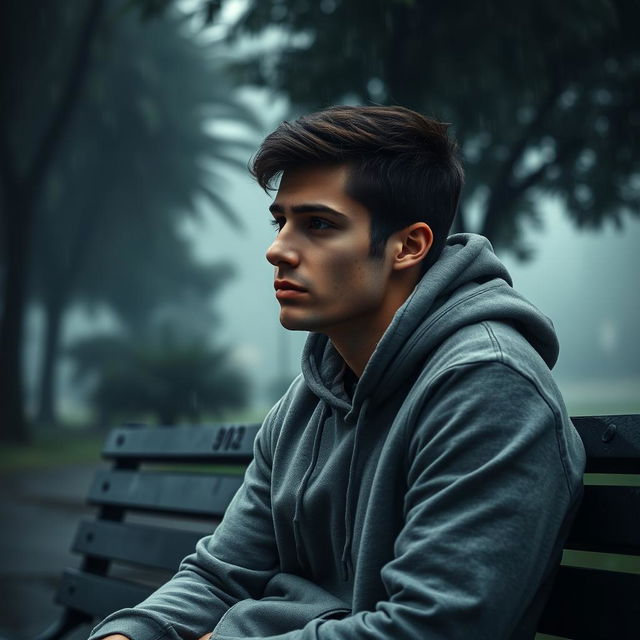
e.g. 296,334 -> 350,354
422,320 -> 557,390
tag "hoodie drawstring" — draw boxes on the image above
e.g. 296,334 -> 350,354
340,398 -> 370,581
293,403 -> 329,572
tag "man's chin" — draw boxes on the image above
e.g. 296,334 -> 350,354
279,310 -> 317,332
279,317 -> 308,332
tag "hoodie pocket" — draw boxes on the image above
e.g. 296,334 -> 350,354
212,573 -> 350,639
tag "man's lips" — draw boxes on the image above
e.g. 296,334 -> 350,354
274,279 -> 308,300
274,279 -> 307,291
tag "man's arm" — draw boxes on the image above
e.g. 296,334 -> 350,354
88,407 -> 282,640
331,363 -> 581,639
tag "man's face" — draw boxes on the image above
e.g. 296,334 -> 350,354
266,165 -> 398,338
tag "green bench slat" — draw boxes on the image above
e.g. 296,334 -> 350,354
537,565 -> 640,639
565,485 -> 640,555
102,423 -> 260,463
73,520 -> 206,571
573,415 -> 640,473
56,569 -> 154,618
88,469 -> 244,517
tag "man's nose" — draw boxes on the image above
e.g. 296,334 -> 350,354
266,231 -> 299,267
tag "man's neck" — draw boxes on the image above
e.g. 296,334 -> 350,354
328,280 -> 419,378
329,322 -> 388,379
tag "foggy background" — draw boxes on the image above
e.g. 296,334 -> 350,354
185,148 -> 640,415
21,90 -> 640,424
1,0 -> 639,443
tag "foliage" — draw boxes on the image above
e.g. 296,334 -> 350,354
69,325 -> 248,426
225,0 -> 640,257
0,0 -> 259,437
31,5 -> 259,325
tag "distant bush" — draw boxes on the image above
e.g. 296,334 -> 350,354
69,328 -> 248,426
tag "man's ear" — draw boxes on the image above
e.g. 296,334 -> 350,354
390,222 -> 433,271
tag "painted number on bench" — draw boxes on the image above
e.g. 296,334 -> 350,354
212,426 -> 246,451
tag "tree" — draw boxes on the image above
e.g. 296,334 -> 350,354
30,8 -> 258,427
0,1 -> 253,440
0,0 -> 106,442
228,0 -> 639,256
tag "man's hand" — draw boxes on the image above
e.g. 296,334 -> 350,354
198,634 -> 212,640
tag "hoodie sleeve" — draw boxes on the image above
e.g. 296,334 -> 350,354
212,361 -> 582,640
88,410 -> 281,640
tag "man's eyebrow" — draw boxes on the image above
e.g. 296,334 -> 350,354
269,203 -> 348,218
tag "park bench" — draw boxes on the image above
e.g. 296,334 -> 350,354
33,414 -> 640,640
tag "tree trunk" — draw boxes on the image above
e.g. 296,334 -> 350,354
0,0 -> 105,442
479,82 -> 563,246
36,292 -> 66,426
0,187 -> 33,443
480,181 -> 513,244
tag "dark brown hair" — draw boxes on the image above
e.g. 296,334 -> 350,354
250,105 -> 464,271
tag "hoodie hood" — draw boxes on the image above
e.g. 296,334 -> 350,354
302,233 -> 559,414
299,233 -> 560,581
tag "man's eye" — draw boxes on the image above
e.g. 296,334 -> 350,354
270,218 -> 285,232
308,217 -> 333,230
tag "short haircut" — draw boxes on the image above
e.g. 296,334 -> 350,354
250,105 -> 464,272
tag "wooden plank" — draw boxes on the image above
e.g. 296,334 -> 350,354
102,423 -> 260,463
572,415 -> 640,473
565,485 -> 640,555
88,470 -> 243,517
72,520 -> 207,571
538,565 -> 640,639
55,569 -> 153,619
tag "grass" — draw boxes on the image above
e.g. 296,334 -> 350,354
0,427 -> 105,473
0,409 -> 270,474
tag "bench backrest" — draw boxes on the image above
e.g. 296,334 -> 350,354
55,415 -> 640,639
537,414 -> 640,639
54,423 -> 259,627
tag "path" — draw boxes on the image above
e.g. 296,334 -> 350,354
0,464 -> 104,640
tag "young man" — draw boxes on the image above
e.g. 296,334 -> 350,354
90,106 -> 585,640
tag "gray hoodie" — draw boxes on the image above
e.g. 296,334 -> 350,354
90,233 -> 585,640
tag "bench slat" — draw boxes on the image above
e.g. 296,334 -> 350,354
73,520 -> 206,571
102,424 -> 260,463
56,569 -> 153,618
572,415 -> 640,473
538,565 -> 640,639
88,469 -> 244,517
565,485 -> 640,554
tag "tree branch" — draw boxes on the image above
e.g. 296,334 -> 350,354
511,137 -> 582,199
480,136 -> 583,247
497,82 -> 563,190
481,80 -> 564,240
28,0 -> 106,191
